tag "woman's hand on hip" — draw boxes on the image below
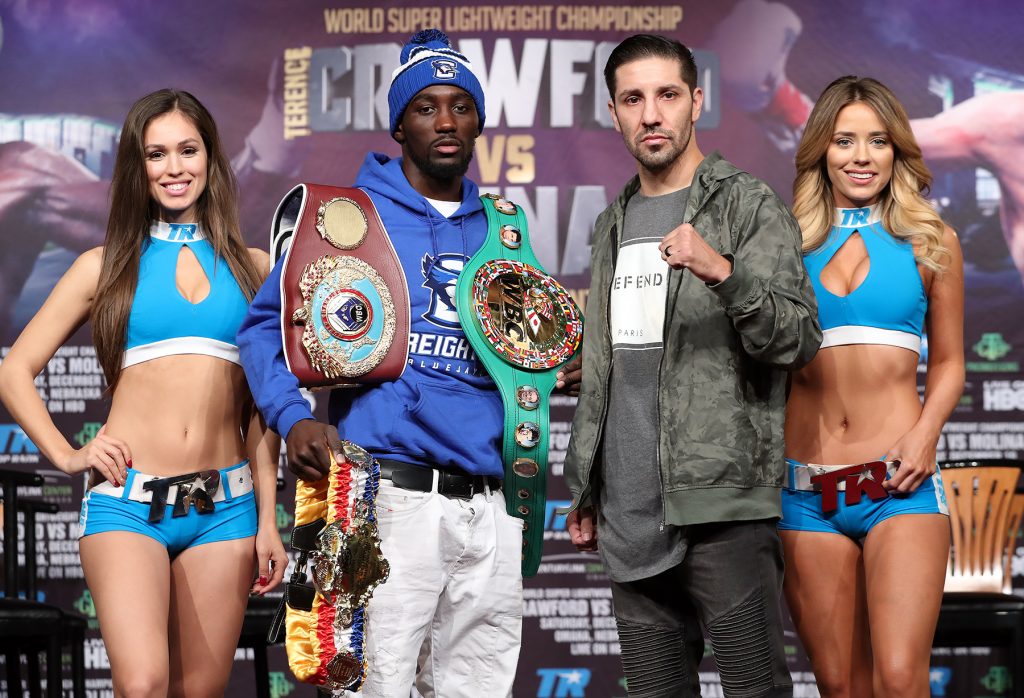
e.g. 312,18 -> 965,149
62,425 -> 131,486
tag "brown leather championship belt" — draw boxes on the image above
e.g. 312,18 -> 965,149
273,184 -> 410,388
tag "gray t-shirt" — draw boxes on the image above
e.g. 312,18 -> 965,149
599,187 -> 689,583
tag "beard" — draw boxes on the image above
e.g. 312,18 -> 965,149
408,143 -> 475,181
626,123 -> 692,172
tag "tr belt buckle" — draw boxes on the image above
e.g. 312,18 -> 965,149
809,461 -> 891,513
142,470 -> 221,522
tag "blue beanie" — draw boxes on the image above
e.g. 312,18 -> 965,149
388,29 -> 486,137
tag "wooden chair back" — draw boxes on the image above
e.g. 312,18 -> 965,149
1002,492 -> 1024,594
943,464 -> 1021,593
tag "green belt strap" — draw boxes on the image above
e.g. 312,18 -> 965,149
456,194 -> 583,577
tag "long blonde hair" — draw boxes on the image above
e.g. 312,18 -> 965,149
91,90 -> 263,389
792,76 -> 948,271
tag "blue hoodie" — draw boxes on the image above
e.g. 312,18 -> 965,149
237,153 -> 504,476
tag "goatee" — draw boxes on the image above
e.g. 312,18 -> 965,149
410,147 -> 474,182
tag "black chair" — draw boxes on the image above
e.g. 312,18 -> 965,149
933,459 -> 1024,698
17,498 -> 87,698
237,593 -> 285,698
235,474 -> 287,698
0,469 -> 64,698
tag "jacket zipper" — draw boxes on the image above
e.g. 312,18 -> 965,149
656,299 -> 668,531
656,176 -> 720,530
567,217 -> 619,515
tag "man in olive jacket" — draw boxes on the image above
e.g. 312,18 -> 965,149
559,35 -> 821,698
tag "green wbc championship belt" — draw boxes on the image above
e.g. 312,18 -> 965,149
456,194 -> 583,577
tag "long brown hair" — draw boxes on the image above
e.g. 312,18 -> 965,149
792,76 -> 948,270
91,89 -> 263,388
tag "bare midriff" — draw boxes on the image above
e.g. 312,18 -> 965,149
785,344 -> 922,465
104,355 -> 248,476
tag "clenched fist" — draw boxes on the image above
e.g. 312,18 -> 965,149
659,222 -> 733,283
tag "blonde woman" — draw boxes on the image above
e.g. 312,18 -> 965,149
780,76 -> 964,697
0,90 -> 286,696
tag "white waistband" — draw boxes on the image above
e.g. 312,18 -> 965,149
820,326 -> 921,354
90,463 -> 253,504
786,460 -> 898,492
122,337 -> 240,368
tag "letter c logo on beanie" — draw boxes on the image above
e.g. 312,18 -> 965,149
432,59 -> 458,80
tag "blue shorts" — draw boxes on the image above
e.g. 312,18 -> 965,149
778,458 -> 949,541
78,460 -> 257,557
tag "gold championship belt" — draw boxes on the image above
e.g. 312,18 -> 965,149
279,443 -> 389,691
273,184 -> 411,388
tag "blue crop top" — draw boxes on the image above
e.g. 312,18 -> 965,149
803,205 -> 927,354
122,222 -> 249,368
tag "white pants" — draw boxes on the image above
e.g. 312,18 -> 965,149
349,480 -> 524,698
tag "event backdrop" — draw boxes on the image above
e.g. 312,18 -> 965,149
1,1 -> 1023,696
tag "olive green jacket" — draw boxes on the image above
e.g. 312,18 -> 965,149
563,152 -> 822,525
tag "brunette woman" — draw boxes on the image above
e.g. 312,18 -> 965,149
0,89 -> 286,696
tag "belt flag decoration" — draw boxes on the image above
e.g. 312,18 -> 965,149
274,184 -> 411,388
277,442 -> 389,691
456,194 -> 583,577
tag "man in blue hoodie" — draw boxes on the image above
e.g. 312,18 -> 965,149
237,29 -> 522,698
